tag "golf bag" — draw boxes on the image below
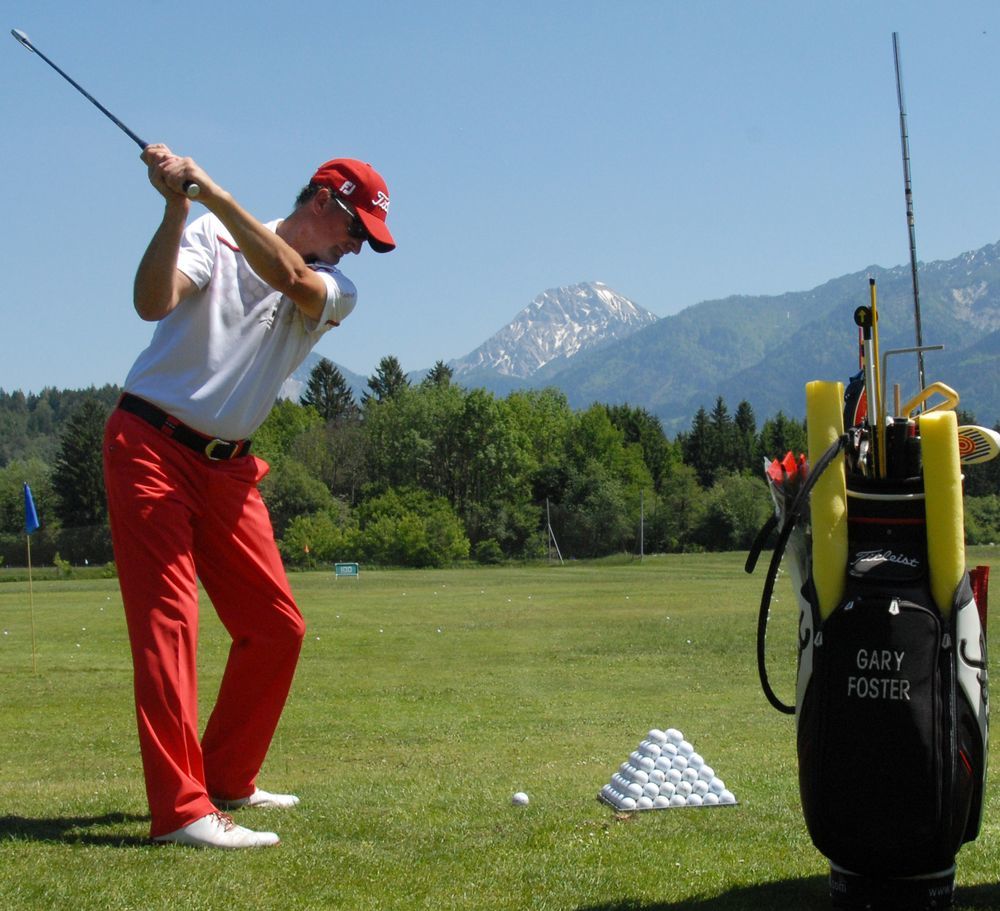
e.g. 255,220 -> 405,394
747,389 -> 989,910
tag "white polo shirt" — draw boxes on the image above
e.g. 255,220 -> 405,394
124,213 -> 356,440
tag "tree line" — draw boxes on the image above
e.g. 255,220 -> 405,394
1,361 -> 998,569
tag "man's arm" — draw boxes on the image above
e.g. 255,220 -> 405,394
133,194 -> 198,321
147,146 -> 329,321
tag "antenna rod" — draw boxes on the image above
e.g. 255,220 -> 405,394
893,32 -> 926,392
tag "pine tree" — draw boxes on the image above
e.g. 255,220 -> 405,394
52,398 -> 109,527
363,355 -> 409,404
422,360 -> 454,388
300,358 -> 357,421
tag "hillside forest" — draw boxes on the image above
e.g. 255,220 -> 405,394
1,357 -> 998,570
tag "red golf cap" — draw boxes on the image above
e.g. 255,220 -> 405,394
311,159 -> 396,253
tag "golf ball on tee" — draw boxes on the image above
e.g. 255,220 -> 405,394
512,792 -> 530,806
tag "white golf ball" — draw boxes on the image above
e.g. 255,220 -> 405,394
512,792 -> 530,806
681,767 -> 699,783
629,751 -> 644,766
619,796 -> 637,810
642,782 -> 660,799
687,793 -> 704,806
619,761 -> 632,775
698,765 -> 715,782
654,756 -> 673,773
703,792 -> 720,806
648,729 -> 667,744
666,728 -> 684,744
638,756 -> 655,772
678,740 -> 694,757
652,795 -> 671,808
661,742 -> 679,758
672,755 -> 689,772
631,768 -> 649,785
626,782 -> 643,799
688,753 -> 704,769
636,796 -> 654,810
666,769 -> 682,784
676,781 -> 693,797
709,777 -> 726,794
658,781 -> 676,798
720,790 -> 736,805
692,780 -> 710,796
669,794 -> 686,807
639,741 -> 661,759
649,769 -> 666,785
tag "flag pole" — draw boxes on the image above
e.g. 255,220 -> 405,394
27,531 -> 37,674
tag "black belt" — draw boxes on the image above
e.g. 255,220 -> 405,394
117,393 -> 252,461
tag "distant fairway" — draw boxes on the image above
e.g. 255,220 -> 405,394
1,550 -> 998,910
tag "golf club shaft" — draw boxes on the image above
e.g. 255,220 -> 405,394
893,32 -> 925,393
10,29 -> 199,198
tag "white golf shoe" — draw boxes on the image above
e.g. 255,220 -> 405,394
212,787 -> 300,811
153,811 -> 279,849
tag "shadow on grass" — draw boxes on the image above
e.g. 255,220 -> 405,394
0,812 -> 149,847
574,876 -> 1000,911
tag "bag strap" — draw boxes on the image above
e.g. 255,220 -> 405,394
747,434 -> 848,714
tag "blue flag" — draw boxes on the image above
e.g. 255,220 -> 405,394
23,483 -> 40,535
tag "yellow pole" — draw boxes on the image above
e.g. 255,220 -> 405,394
27,534 -> 37,674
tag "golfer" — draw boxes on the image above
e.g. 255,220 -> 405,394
103,145 -> 395,848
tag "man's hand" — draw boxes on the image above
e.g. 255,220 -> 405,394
142,143 -> 216,203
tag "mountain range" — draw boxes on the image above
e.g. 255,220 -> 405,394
288,240 -> 1000,432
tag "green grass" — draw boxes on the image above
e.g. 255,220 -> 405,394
1,549 -> 998,910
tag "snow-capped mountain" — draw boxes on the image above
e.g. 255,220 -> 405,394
451,281 -> 659,378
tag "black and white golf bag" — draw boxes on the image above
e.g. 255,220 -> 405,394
748,399 -> 989,910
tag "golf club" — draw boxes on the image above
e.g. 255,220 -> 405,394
957,425 -> 1000,465
10,28 -> 199,198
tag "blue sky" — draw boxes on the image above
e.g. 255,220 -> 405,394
2,0 -> 998,393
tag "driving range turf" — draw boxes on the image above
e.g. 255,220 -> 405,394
1,549 -> 998,910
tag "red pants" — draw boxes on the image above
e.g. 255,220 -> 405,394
103,409 -> 305,837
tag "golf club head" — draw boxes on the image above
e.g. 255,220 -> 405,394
11,28 -> 34,51
957,425 -> 1000,465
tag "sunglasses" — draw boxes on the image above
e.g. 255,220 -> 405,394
331,194 -> 369,241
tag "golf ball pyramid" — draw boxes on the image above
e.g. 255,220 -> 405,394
598,728 -> 738,811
